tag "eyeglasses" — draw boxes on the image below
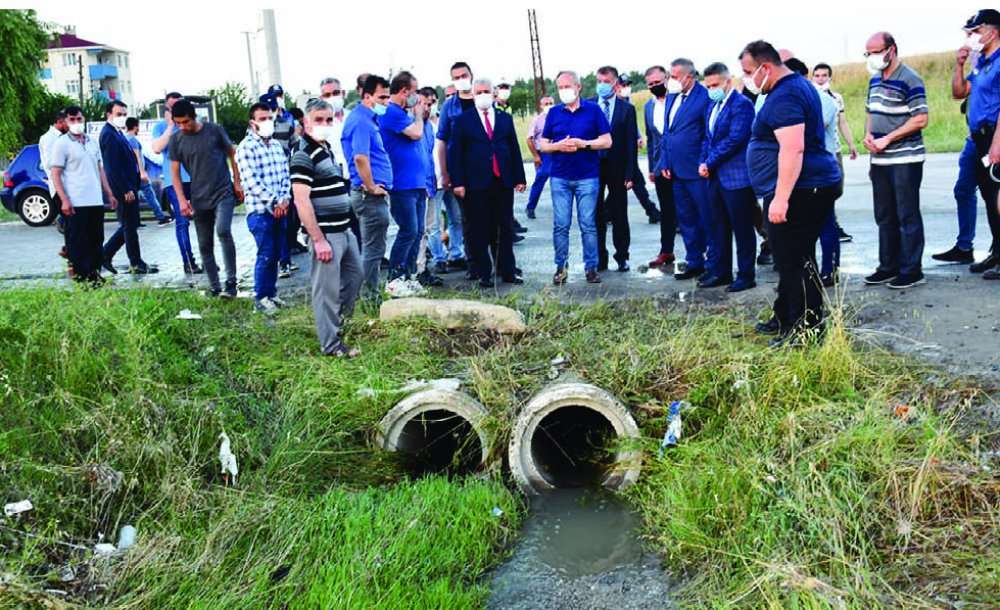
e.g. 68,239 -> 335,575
322,91 -> 343,97
863,47 -> 892,57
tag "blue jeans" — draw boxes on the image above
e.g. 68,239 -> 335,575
673,177 -> 711,271
388,189 -> 426,278
247,212 -> 281,300
527,154 -> 551,211
954,137 -> 978,251
818,208 -> 841,275
163,184 -> 196,268
550,176 -> 599,271
441,190 -> 464,260
138,181 -> 167,220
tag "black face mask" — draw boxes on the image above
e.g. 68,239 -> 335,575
650,83 -> 667,97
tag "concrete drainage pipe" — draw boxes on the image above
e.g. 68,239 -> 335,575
377,389 -> 491,476
508,382 -> 642,494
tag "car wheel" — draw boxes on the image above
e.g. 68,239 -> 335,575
17,189 -> 57,227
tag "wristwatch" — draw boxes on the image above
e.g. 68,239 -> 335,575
584,143 -> 592,150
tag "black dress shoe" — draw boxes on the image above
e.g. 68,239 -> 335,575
526,208 -> 537,219
502,275 -> 524,284
755,317 -> 781,335
931,246 -> 975,264
970,254 -> 998,273
479,278 -> 495,288
617,262 -> 630,272
102,259 -> 118,275
674,267 -> 705,280
697,275 -> 731,288
129,264 -> 159,275
514,225 -> 528,234
983,268 -> 1000,280
586,269 -> 601,283
512,234 -> 525,243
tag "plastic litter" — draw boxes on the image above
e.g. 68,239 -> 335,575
94,543 -> 116,556
385,278 -> 427,299
491,507 -> 504,517
678,291 -> 688,303
3,499 -> 32,517
399,378 -> 462,393
550,354 -> 567,366
356,387 -> 377,399
117,525 -> 136,550
658,401 -> 686,456
218,432 -> 238,486
176,309 -> 203,320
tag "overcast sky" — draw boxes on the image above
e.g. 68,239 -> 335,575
16,1 -> 988,105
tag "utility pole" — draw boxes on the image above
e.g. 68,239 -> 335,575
77,53 -> 84,106
261,9 -> 282,88
242,31 -> 259,97
528,9 -> 545,110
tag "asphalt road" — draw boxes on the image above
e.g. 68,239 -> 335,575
2,153 -> 998,379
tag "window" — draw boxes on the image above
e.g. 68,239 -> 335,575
67,80 -> 79,95
124,55 -> 129,69
62,53 -> 77,67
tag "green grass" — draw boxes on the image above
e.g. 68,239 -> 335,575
0,206 -> 17,223
1,288 -> 997,608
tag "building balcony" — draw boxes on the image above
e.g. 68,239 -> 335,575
88,64 -> 118,80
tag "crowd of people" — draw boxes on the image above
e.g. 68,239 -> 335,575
40,9 -> 1000,352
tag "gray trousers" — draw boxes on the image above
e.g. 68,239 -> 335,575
870,162 -> 924,276
349,189 -> 391,295
310,230 -> 363,354
192,196 -> 237,291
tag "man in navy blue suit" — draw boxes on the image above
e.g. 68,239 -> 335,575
656,58 -> 713,281
100,100 -> 157,274
593,66 -> 638,271
447,78 -> 527,288
699,62 -> 757,292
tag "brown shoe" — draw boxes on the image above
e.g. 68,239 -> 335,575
586,269 -> 601,284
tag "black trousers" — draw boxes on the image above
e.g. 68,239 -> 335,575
597,165 -> 630,267
655,175 -> 677,255
102,195 -> 142,266
972,125 -> 1000,255
66,206 -> 106,280
764,186 -> 837,334
285,202 -> 302,248
870,162 -> 924,276
465,181 -> 515,279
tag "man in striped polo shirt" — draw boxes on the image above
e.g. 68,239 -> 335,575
291,99 -> 363,358
862,32 -> 930,289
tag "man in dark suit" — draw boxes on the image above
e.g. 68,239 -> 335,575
448,78 -> 527,287
699,62 -> 757,292
655,58 -> 713,280
592,66 -> 638,271
100,100 -> 157,274
644,65 -> 677,268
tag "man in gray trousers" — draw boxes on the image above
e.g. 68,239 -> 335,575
291,99 -> 363,357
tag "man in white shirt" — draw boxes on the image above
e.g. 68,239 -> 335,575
39,110 -> 70,261
643,65 -> 677,268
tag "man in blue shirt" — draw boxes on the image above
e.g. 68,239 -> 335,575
342,74 -> 394,296
740,40 -> 841,346
380,71 -> 429,283
951,9 -> 1000,278
538,70 -> 612,285
150,92 -> 200,274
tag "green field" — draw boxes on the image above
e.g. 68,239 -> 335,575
515,52 -> 968,160
1,287 -> 997,608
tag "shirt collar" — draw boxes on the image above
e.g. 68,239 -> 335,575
978,46 -> 1000,69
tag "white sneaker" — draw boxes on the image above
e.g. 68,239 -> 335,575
270,296 -> 288,308
254,297 -> 279,314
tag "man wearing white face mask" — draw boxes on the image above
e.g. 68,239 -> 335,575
951,9 -> 1000,278
100,100 -> 156,275
436,61 -> 476,276
495,79 -> 513,113
237,102 -> 291,313
319,77 -> 349,172
862,31 -> 929,289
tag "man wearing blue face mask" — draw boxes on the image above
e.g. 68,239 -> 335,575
591,65 -> 637,272
342,74 -> 394,297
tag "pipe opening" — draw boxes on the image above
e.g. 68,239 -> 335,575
394,409 -> 483,477
530,405 -> 617,488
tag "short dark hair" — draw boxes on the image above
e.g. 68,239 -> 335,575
53,109 -> 67,122
125,117 -> 139,131
64,105 -> 83,118
739,40 -> 782,66
355,73 -> 369,91
450,61 -> 472,76
644,65 -> 667,77
165,91 -> 182,101
290,107 -> 304,122
171,99 -> 196,119
362,74 -> 389,97
105,100 -> 127,114
785,57 -> 808,76
418,86 -> 437,98
596,65 -> 619,79
703,62 -> 729,77
813,62 -> 833,76
248,102 -> 271,119
390,71 -> 416,94
880,32 -> 897,52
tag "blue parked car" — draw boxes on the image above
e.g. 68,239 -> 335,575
1,144 -> 171,227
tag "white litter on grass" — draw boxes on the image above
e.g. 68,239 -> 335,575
550,354 -> 567,366
176,309 -> 203,320
399,378 -> 462,393
733,379 -> 749,392
491,507 -> 504,518
218,432 -> 238,486
658,401 -> 687,456
3,499 -> 32,517
356,387 -> 377,399
547,366 -> 560,380
117,525 -> 136,550
385,278 -> 427,299
678,292 -> 688,303
94,543 -> 117,556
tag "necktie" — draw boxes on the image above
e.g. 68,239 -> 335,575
483,111 -> 500,178
602,100 -> 611,122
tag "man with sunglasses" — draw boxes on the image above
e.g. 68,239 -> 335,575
952,9 -> 1000,278
862,31 -> 929,289
342,74 -> 393,297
